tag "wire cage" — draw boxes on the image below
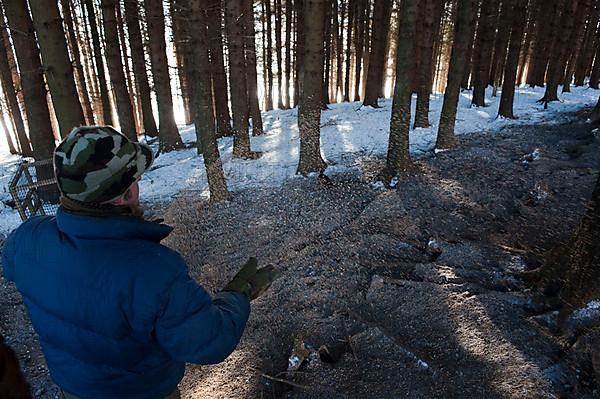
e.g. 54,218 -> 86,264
8,159 -> 60,221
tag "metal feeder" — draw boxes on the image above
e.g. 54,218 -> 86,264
8,159 -> 60,221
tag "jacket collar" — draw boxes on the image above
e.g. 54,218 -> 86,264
55,207 -> 173,242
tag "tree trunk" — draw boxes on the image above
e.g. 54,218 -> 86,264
124,0 -> 159,138
385,0 -> 419,180
83,0 -> 113,126
413,0 -> 436,128
322,0 -> 333,107
242,0 -> 264,135
0,100 -> 17,154
436,0 -> 475,149
78,0 -> 102,121
363,0 -> 392,107
265,0 -> 274,110
589,42 -> 600,89
170,0 -> 193,125
336,0 -> 345,100
555,174 -> 600,322
353,0 -> 367,101
540,0 -> 578,104
590,95 -> 600,124
498,0 -> 527,118
489,0 -> 512,93
225,0 -> 255,158
471,0 -> 498,107
115,4 -> 140,133
284,0 -> 293,108
206,0 -> 233,137
295,0 -> 305,106
60,0 -> 94,125
562,0 -> 591,92
0,5 -> 26,129
0,5 -> 32,157
3,0 -> 56,159
574,4 -> 599,86
343,0 -> 355,102
144,0 -> 183,151
29,0 -> 85,138
297,0 -> 327,175
460,8 -> 478,90
275,0 -> 285,108
187,0 -> 230,202
100,0 -> 137,140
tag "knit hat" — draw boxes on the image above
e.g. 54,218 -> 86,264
54,126 -> 154,204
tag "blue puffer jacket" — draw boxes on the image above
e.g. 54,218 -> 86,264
2,207 -> 250,399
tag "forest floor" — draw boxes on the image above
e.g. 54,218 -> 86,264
1,108 -> 600,398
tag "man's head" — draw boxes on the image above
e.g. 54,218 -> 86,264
53,126 -> 153,208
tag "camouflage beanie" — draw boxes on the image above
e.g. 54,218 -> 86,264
54,126 -> 154,204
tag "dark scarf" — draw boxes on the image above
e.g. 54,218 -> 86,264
59,196 -> 144,218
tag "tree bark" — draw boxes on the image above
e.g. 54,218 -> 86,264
363,0 -> 392,107
170,0 -> 193,125
353,0 -> 367,101
100,0 -> 137,140
275,0 -> 285,108
3,0 -> 56,159
436,0 -> 475,149
573,4 -> 599,86
225,0 -> 255,158
83,0 -> 113,126
265,0 -> 274,110
242,0 -> 264,135
295,0 -> 305,106
206,0 -> 233,137
60,0 -> 94,125
343,0 -> 355,102
144,0 -> 183,151
187,0 -> 230,202
414,0 -> 436,128
0,5 -> 31,157
284,0 -> 293,108
488,0 -> 512,93
385,0 -> 419,180
0,99 -> 17,154
498,0 -> 527,118
540,0 -> 578,104
124,0 -> 159,138
29,0 -> 85,138
297,0 -> 327,175
589,42 -> 600,89
471,0 -> 499,107
562,0 -> 591,92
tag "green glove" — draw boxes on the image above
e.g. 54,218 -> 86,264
223,257 -> 279,300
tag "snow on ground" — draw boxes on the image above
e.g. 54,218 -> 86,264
0,85 -> 598,236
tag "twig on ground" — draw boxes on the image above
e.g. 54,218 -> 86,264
261,374 -> 311,390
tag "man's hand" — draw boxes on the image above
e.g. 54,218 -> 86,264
223,257 -> 279,300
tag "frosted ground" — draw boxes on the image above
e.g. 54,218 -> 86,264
0,85 -> 598,236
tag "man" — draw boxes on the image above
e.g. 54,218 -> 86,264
2,126 -> 278,398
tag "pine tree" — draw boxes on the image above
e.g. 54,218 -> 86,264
242,0 -> 264,135
488,0 -> 512,94
265,0 -> 275,110
83,0 -> 113,125
385,0 -> 419,180
0,98 -> 17,154
0,5 -> 31,157
101,0 -> 137,140
573,3 -> 599,86
60,0 -> 94,125
471,0 -> 499,107
187,0 -> 230,202
437,0 -> 476,149
284,0 -> 293,108
539,0 -> 579,105
29,0 -> 85,138
225,0 -> 256,158
144,0 -> 184,151
561,0 -> 591,93
414,0 -> 436,128
206,0 -> 233,137
343,0 -> 355,102
3,0 -> 55,159
297,0 -> 327,175
353,0 -> 367,101
170,0 -> 193,125
124,0 -> 159,138
498,0 -> 527,118
363,0 -> 392,107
